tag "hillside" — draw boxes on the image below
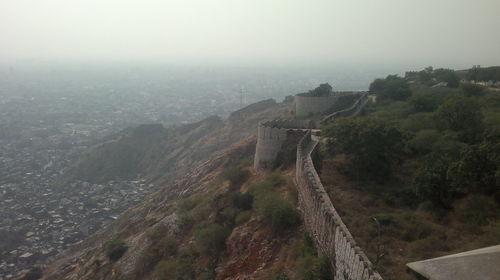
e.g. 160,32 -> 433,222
40,138 -> 327,280
59,99 -> 290,185
38,98 -> 327,280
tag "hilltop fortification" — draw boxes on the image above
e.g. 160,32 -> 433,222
253,92 -> 380,279
253,119 -> 315,169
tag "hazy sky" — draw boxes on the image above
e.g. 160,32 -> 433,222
1,0 -> 499,67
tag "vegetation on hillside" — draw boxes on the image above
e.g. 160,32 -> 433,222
88,156 -> 326,280
298,83 -> 333,97
466,66 -> 500,82
320,67 -> 500,279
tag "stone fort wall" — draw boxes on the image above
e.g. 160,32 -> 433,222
320,92 -> 371,124
253,92 -> 379,279
296,131 -> 382,280
295,91 -> 367,118
253,119 -> 313,169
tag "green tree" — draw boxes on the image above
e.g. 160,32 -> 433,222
323,117 -> 407,180
369,75 -> 411,101
222,166 -> 249,186
104,239 -> 128,261
304,255 -> 332,280
461,82 -> 485,97
448,141 -> 500,195
409,93 -> 440,112
258,194 -> 300,231
433,68 -> 460,87
194,222 -> 230,255
436,97 -> 483,143
417,66 -> 433,82
307,83 -> 333,97
413,152 -> 466,208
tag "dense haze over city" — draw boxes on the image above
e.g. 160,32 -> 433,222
1,0 -> 500,279
1,0 -> 500,66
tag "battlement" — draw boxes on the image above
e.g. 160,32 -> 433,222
253,91 -> 379,279
296,131 -> 382,280
253,119 -> 314,169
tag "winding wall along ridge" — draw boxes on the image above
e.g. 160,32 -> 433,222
254,93 -> 379,279
295,131 -> 382,280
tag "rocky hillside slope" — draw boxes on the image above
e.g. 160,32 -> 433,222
40,138 -> 319,280
59,99 -> 290,185
37,99 -> 327,280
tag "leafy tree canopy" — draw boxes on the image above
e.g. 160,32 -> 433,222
369,75 -> 411,101
301,83 -> 333,97
436,96 -> 483,143
323,117 -> 407,180
433,68 -> 460,87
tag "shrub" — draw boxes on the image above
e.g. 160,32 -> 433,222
304,254 -> 331,280
258,193 -> 300,231
408,234 -> 447,258
369,75 -> 411,101
409,129 -> 441,154
162,235 -> 177,256
409,93 -> 440,112
454,195 -> 498,225
248,173 -> 285,199
402,112 -> 437,132
323,117 -> 407,180
194,222 -> 230,255
104,239 -> 128,261
153,259 -> 194,280
220,207 -> 239,226
274,142 -> 297,169
413,152 -> 461,208
230,193 -> 253,210
300,83 -> 333,97
461,82 -> 485,97
178,199 -> 199,212
235,210 -> 252,225
298,232 -> 316,257
436,96 -> 483,143
222,166 -> 249,185
275,272 -> 290,280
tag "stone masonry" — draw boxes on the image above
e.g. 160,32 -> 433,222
254,93 -> 381,279
296,131 -> 382,280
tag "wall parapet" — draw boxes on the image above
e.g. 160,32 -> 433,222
295,91 -> 368,118
296,131 -> 383,280
320,92 -> 371,124
253,119 -> 314,169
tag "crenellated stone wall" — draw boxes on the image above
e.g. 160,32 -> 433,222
296,131 -> 382,280
253,119 -> 314,169
320,92 -> 372,124
253,93 -> 380,279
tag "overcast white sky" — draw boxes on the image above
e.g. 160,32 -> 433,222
1,0 -> 499,68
